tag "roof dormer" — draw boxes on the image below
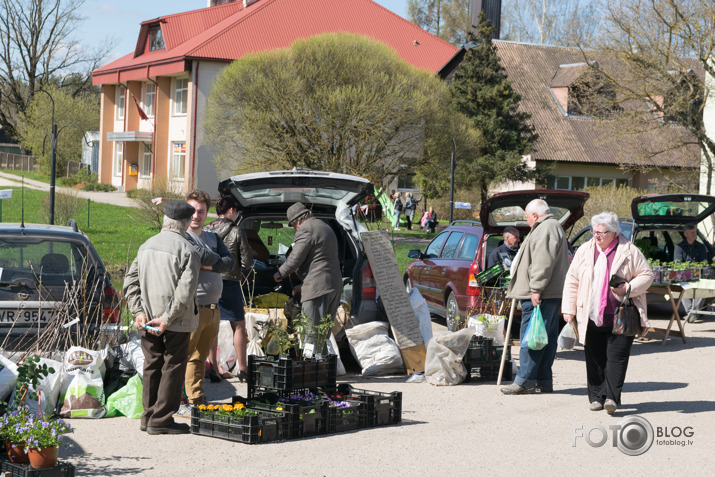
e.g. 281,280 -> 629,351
550,62 -> 619,119
134,21 -> 165,57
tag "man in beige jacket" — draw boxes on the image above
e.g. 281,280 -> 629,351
501,199 -> 570,395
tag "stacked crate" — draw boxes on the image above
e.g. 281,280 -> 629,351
462,336 -> 513,383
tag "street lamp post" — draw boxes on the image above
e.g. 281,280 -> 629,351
25,89 -> 58,225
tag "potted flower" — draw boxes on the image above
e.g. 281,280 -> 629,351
0,355 -> 73,469
22,415 -> 73,469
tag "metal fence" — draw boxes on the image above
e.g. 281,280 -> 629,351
0,152 -> 36,171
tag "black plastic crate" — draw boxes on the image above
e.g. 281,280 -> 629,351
325,401 -> 366,434
247,355 -> 337,398
463,360 -> 512,383
0,457 -> 75,477
190,405 -> 290,444
327,384 -> 402,427
463,336 -> 494,364
247,398 -> 327,439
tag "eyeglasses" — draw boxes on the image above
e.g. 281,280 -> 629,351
592,231 -> 613,236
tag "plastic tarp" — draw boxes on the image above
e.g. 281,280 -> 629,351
409,288 -> 433,345
345,321 -> 404,376
467,314 -> 506,345
105,374 -> 143,419
425,328 -> 475,386
0,354 -> 18,402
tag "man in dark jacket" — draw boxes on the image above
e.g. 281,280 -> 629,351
274,202 -> 342,356
675,223 -> 713,318
487,227 -> 521,270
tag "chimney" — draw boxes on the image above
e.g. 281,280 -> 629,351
470,0 -> 502,40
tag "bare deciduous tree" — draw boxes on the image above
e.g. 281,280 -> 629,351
587,0 -> 715,193
501,0 -> 601,47
408,0 -> 472,45
0,0 -> 110,138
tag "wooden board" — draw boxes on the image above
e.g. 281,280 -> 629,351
361,230 -> 425,374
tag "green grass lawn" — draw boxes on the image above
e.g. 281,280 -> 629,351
0,168 -> 49,184
1,188 -> 156,289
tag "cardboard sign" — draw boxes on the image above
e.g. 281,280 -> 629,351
360,230 -> 425,374
0,190 -> 12,199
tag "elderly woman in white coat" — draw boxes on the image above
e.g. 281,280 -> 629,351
562,212 -> 653,415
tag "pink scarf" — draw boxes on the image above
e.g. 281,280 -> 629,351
590,237 -> 618,326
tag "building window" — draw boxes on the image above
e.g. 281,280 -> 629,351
143,83 -> 155,118
173,78 -> 188,116
114,142 -> 123,177
116,86 -> 125,120
149,26 -> 165,51
546,175 -> 630,190
170,142 -> 186,180
140,150 -> 152,178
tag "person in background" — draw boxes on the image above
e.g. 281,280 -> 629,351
177,189 -> 234,417
274,203 -> 342,357
123,201 -> 199,435
404,193 -> 415,230
393,192 -> 403,231
501,199 -> 569,395
423,206 -> 438,234
204,196 -> 253,383
562,212 -> 653,415
486,226 -> 521,270
674,223 -> 713,319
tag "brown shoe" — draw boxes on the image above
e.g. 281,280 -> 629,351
146,422 -> 190,435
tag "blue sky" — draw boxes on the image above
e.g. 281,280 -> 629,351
85,0 -> 409,62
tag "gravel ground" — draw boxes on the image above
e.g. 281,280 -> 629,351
56,314 -> 714,477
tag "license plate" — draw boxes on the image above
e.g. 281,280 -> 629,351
0,308 -> 56,324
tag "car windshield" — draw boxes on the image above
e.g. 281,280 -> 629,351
0,239 -> 89,285
489,205 -> 573,227
635,199 -> 712,220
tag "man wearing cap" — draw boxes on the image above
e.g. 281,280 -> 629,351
123,201 -> 199,435
274,203 -> 342,356
178,189 -> 234,416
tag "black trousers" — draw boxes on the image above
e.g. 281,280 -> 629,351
584,322 -> 634,406
141,329 -> 191,427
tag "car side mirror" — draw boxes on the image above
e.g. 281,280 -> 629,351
408,249 -> 421,259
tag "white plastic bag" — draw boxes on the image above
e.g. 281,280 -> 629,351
326,332 -> 346,375
120,332 -> 145,377
468,314 -> 506,345
59,347 -> 107,418
217,320 -> 237,373
345,321 -> 404,376
557,322 -> 578,350
10,358 -> 63,416
409,288 -> 433,345
425,328 -> 475,386
0,354 -> 18,402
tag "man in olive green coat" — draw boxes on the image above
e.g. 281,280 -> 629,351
274,203 -> 342,356
501,199 -> 570,395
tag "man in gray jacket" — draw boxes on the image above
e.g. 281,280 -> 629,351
123,201 -> 199,435
502,199 -> 570,395
274,203 -> 342,357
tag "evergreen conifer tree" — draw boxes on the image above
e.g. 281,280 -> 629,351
451,11 -> 540,203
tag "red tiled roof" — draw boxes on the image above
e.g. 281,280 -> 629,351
495,41 -> 699,169
92,0 -> 458,85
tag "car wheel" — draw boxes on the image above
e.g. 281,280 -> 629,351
445,291 -> 460,332
405,278 -> 412,295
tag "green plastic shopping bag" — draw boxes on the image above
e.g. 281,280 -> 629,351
105,374 -> 144,419
521,305 -> 549,350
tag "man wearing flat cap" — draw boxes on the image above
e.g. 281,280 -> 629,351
123,201 -> 200,435
274,202 -> 342,357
